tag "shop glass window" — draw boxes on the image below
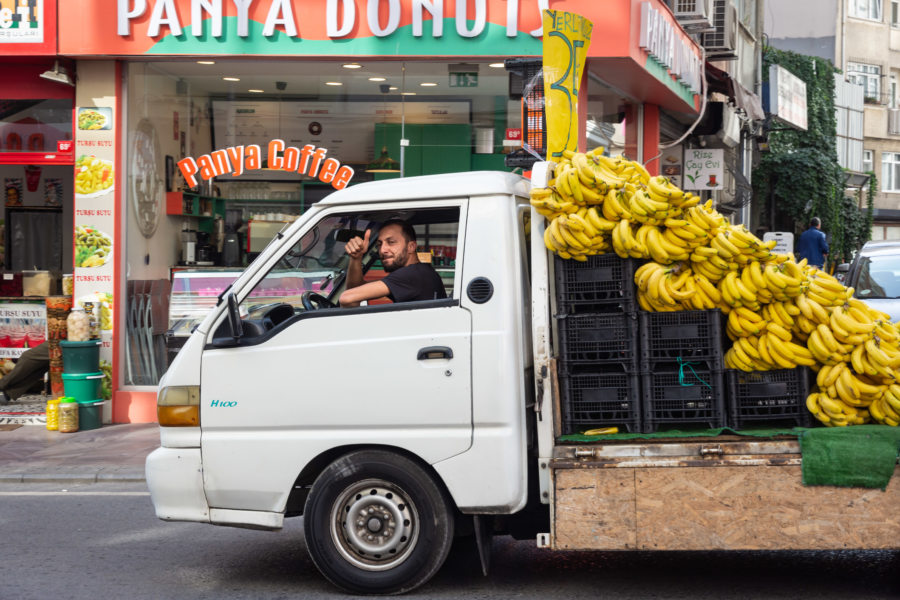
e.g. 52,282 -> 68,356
583,74 -> 628,155
125,60 -> 507,383
848,62 -> 882,101
0,99 -> 72,153
882,151 -> 900,191
851,0 -> 883,20
864,149 -> 874,172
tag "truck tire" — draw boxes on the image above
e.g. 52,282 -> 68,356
303,449 -> 454,595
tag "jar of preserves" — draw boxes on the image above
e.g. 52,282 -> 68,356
66,309 -> 91,342
58,397 -> 79,433
82,302 -> 100,339
45,398 -> 61,431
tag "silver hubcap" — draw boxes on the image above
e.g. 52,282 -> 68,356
330,479 -> 418,571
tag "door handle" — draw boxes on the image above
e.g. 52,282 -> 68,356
417,346 -> 453,360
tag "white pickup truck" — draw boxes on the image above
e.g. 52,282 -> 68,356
146,168 -> 900,595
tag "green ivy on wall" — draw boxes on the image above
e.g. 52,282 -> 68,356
753,47 -> 873,264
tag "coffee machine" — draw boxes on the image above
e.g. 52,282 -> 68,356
195,231 -> 215,265
221,208 -> 243,267
181,229 -> 197,265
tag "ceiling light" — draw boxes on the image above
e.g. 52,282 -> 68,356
401,92 -> 416,96
420,82 -> 437,87
325,81 -> 343,86
223,77 -> 240,82
39,61 -> 74,86
248,89 -> 264,93
368,77 -> 386,82
197,60 -> 216,65
488,62 -> 505,68
342,63 -> 363,69
389,86 -> 398,90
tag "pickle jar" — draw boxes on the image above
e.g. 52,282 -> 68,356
45,398 -> 61,431
58,397 -> 79,433
66,309 -> 91,342
83,302 -> 100,339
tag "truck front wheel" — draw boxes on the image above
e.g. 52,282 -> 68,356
303,450 -> 454,594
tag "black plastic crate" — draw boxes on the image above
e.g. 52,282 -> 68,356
559,359 -> 637,377
557,312 -> 638,365
639,309 -> 724,364
641,367 -> 725,432
559,370 -> 641,434
554,254 -> 637,313
726,368 -> 813,429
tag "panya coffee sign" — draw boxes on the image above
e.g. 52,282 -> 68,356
178,141 -> 354,190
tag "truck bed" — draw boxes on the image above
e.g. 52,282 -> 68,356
549,438 -> 900,551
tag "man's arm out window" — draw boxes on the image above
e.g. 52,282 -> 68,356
339,280 -> 390,308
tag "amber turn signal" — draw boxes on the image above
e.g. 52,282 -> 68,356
158,405 -> 200,427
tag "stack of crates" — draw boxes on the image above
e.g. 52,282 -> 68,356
639,310 -> 726,432
554,254 -> 641,434
726,368 -> 813,429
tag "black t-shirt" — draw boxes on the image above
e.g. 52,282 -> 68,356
382,263 -> 447,303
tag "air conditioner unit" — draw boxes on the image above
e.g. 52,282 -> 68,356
702,0 -> 738,60
673,0 -> 715,32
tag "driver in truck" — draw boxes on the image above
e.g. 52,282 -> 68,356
339,218 -> 446,307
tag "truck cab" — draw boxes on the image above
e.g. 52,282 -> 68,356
146,171 -> 538,594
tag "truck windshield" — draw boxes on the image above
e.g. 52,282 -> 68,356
242,215 -> 375,316
854,255 -> 900,299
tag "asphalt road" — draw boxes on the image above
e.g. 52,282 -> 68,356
3,482 -> 898,599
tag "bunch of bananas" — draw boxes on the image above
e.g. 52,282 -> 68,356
532,148 -> 900,427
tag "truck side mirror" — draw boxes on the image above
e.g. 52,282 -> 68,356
226,292 -> 243,341
836,263 -> 849,273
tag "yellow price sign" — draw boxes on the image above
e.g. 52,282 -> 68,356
542,10 -> 593,160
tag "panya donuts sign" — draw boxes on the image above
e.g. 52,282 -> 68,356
178,141 -> 354,190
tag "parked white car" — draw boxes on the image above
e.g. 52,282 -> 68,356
840,240 -> 900,322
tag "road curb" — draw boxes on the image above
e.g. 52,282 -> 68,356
0,471 -> 146,484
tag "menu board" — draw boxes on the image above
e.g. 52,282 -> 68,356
0,301 -> 47,359
74,67 -> 117,367
212,100 -> 470,167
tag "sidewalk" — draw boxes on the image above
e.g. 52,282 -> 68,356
0,422 -> 158,483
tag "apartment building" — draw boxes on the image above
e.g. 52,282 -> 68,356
767,0 -> 900,239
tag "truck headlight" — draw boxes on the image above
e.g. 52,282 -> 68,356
157,385 -> 200,427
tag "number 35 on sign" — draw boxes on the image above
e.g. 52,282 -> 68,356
542,10 -> 593,159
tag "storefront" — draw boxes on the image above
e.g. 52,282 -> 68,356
2,0 -> 701,422
0,2 -> 77,422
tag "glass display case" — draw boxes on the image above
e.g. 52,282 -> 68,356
167,266 -> 335,346
168,268 -> 242,346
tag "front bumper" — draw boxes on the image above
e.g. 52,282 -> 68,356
145,447 -> 210,523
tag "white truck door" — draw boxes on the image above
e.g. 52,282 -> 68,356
198,205 -> 472,512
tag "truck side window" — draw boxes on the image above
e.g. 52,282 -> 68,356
352,214 -> 460,305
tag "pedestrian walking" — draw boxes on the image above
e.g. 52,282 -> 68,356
797,217 -> 829,268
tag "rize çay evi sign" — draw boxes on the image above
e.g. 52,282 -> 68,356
178,141 -> 354,190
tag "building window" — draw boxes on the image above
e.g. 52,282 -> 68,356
848,62 -> 882,102
892,0 -> 900,25
891,75 -> 898,108
883,152 -> 900,191
864,149 -> 874,172
850,0 -> 883,20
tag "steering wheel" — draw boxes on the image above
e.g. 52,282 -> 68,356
302,291 -> 337,311
261,303 -> 295,330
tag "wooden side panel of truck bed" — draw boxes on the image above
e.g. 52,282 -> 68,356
552,464 -> 900,551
